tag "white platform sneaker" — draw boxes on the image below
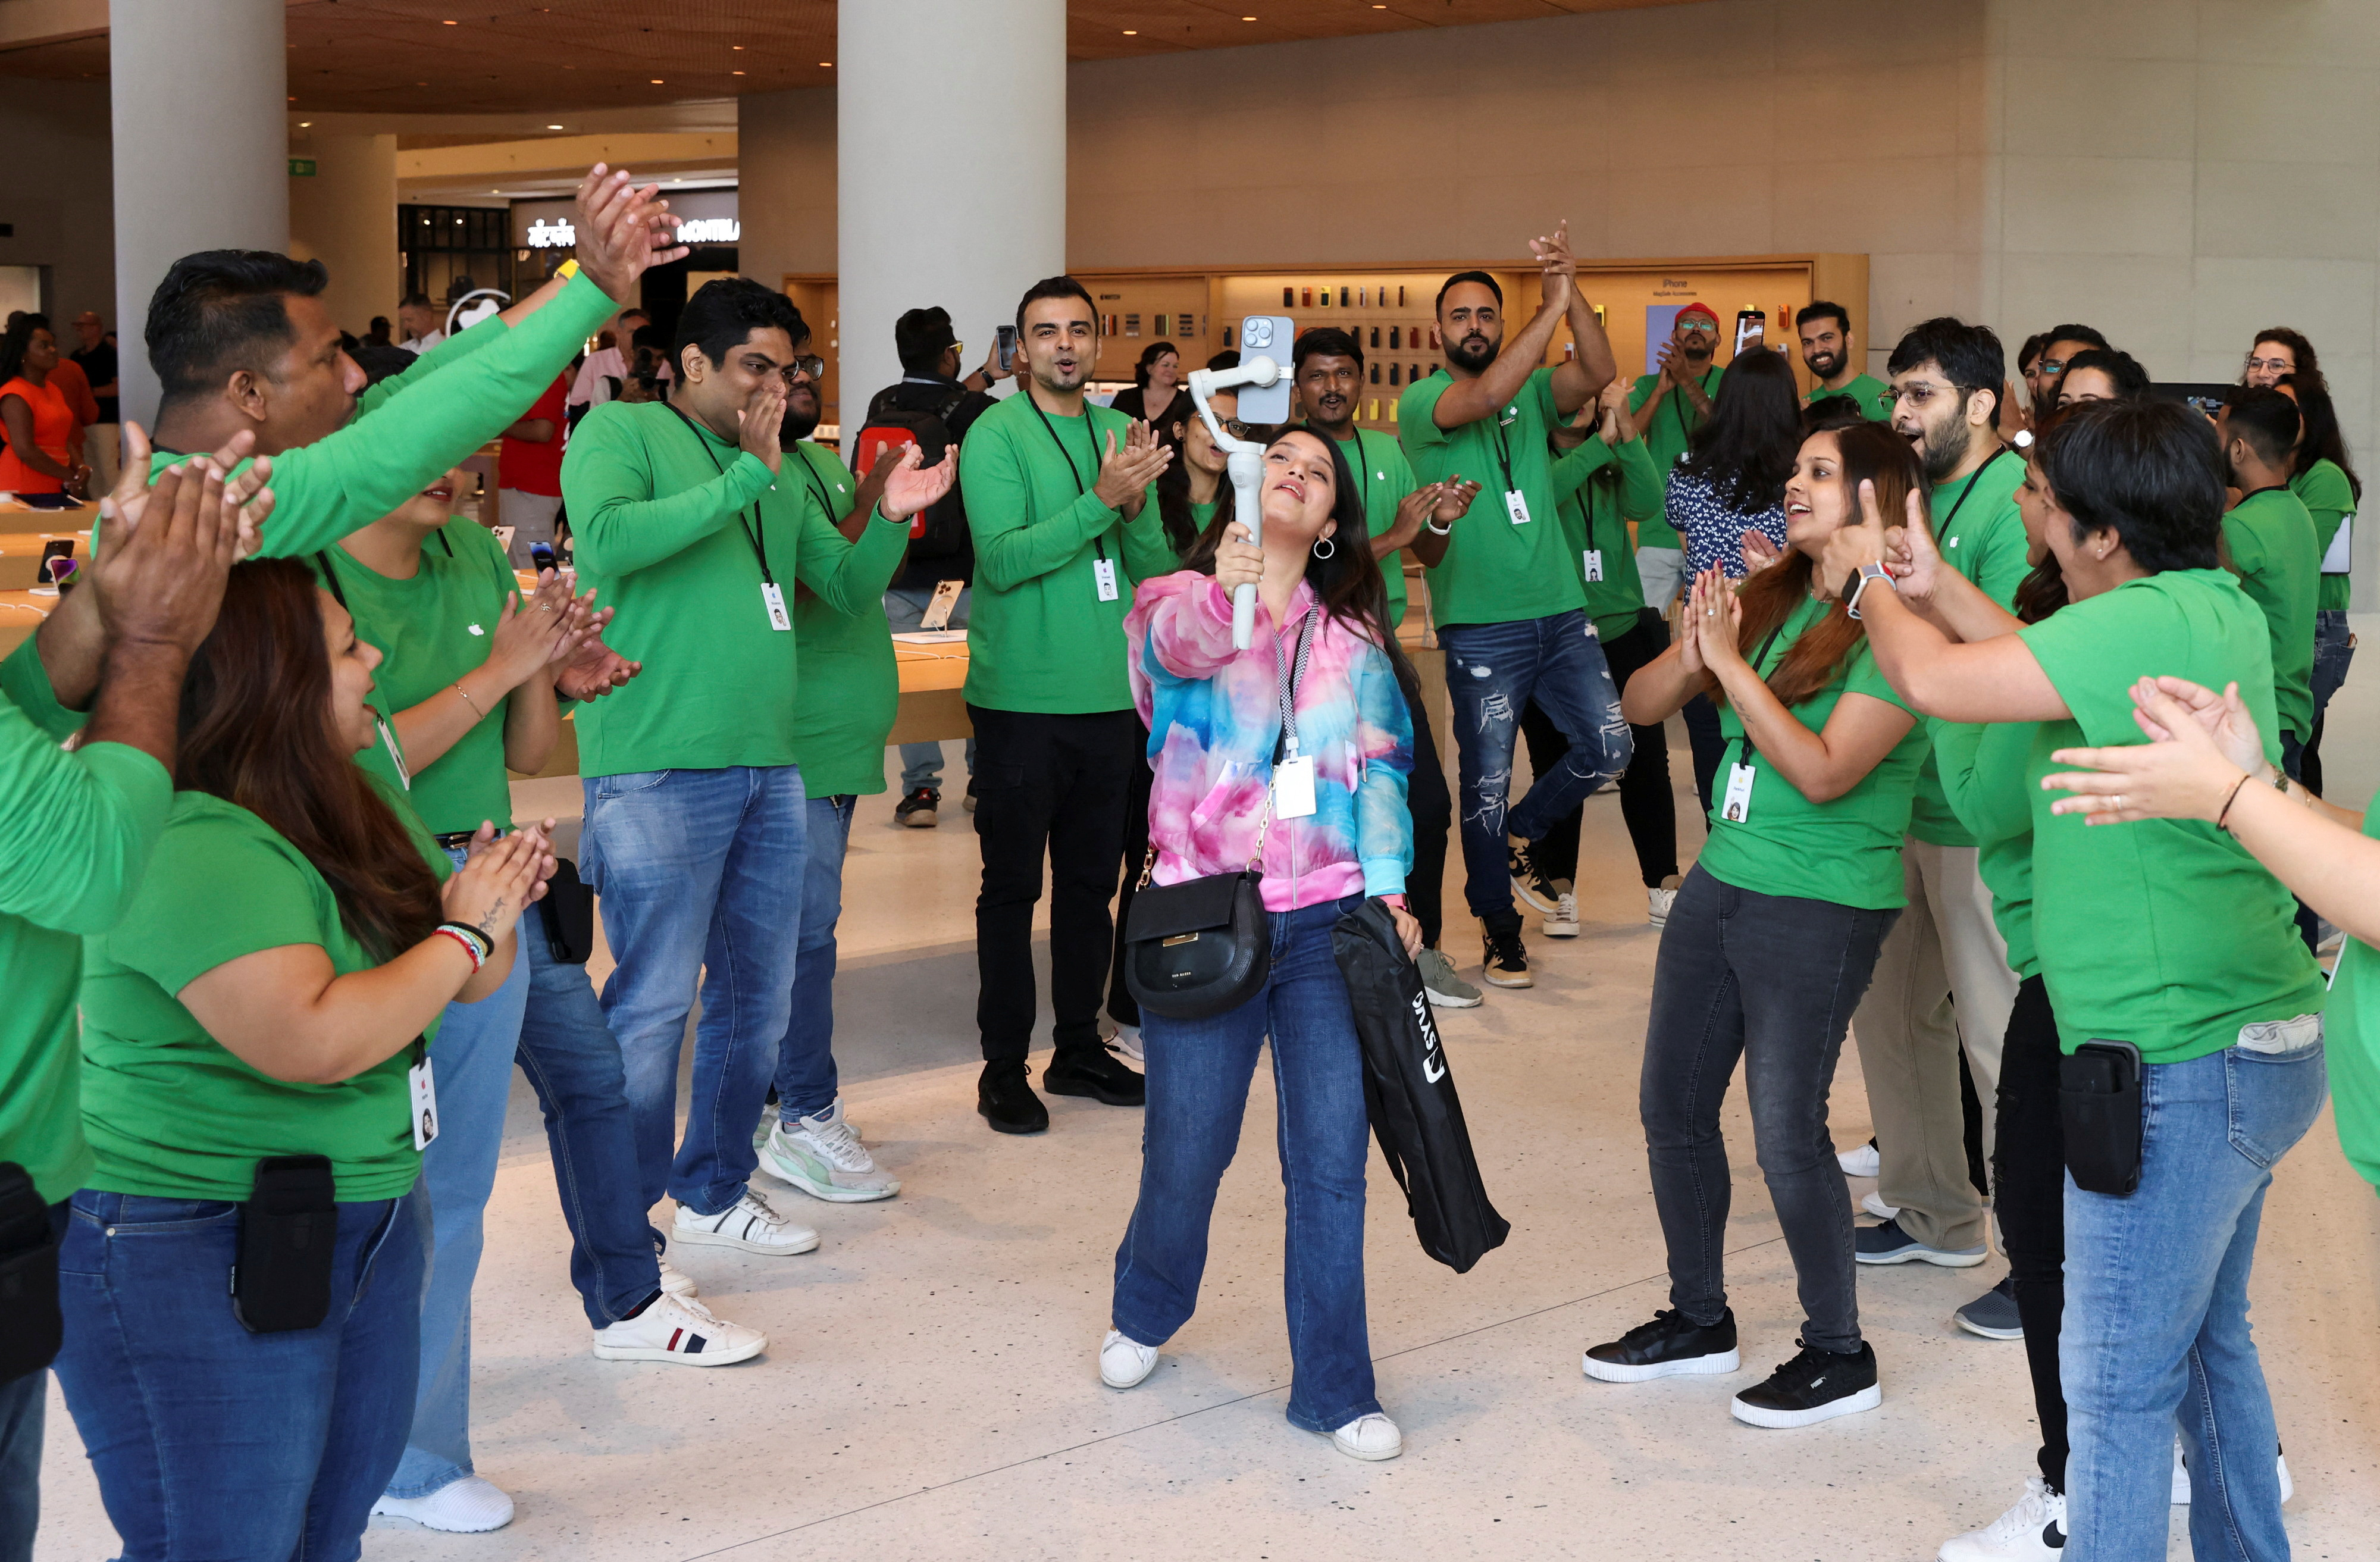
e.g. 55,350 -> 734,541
1329,1412 -> 1403,1461
1099,1329 -> 1159,1389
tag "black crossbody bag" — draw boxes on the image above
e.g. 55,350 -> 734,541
1122,604 -> 1317,1020
0,1162 -> 61,1381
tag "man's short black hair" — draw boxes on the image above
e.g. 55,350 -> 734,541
2017,331 -> 2050,372
2059,348 -> 2150,400
1014,275 -> 1097,335
1435,270 -> 1502,315
1294,325 -> 1364,372
1802,394 -> 1869,433
400,292 -> 432,310
1795,300 -> 1852,335
1886,317 -> 2006,430
895,305 -> 959,374
674,278 -> 804,375
2035,397 -> 2223,573
2043,323 -> 2111,353
146,249 -> 331,403
2221,386 -> 2301,468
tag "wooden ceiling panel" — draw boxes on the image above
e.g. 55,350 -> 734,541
0,0 -> 1693,111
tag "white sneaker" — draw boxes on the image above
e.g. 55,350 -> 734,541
1099,1328 -> 1158,1389
1837,1140 -> 1881,1179
762,1099 -> 901,1203
1937,1475 -> 2064,1560
1541,890 -> 1580,938
372,1475 -> 515,1533
671,1189 -> 819,1256
1329,1411 -> 1403,1461
1648,874 -> 1681,928
591,1291 -> 766,1366
656,1258 -> 699,1298
1108,1024 -> 1145,1063
2171,1444 -> 2293,1504
1861,1191 -> 1902,1221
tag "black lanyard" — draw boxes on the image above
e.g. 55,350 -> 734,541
1727,618 -> 1793,766
1027,395 -> 1110,562
666,403 -> 774,584
1670,370 -> 1708,452
1270,604 -> 1320,765
1937,446 -> 2013,537
786,444 -> 840,526
1346,428 -> 1370,513
1485,405 -> 1518,494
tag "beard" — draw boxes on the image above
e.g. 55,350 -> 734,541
1921,412 -> 1972,481
781,391 -> 822,443
1446,330 -> 1499,374
1806,348 -> 1845,380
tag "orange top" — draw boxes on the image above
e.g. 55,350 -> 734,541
0,376 -> 74,493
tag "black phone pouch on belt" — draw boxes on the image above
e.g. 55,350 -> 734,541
2059,1040 -> 2144,1196
231,1155 -> 338,1334
0,1162 -> 63,1381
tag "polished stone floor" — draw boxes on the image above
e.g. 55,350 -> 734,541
36,696 -> 2380,1561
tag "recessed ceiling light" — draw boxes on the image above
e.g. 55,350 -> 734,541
650,78 -> 665,83
819,61 -> 832,67
546,123 -> 563,129
299,120 -> 312,127
1122,28 -> 1136,34
731,69 -> 745,74
732,44 -> 743,50
1242,14 -> 1256,18
441,17 -> 457,23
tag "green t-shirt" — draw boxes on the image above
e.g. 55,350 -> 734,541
1908,448 -> 2031,846
0,641 -> 174,1203
562,401 -> 909,775
145,271 -> 617,564
1697,597 -> 1928,910
1551,436 -> 1659,642
2019,569 -> 2325,1060
1398,366 -> 1585,628
315,521 -> 521,835
957,393 -> 1174,713
1805,372 -> 1894,422
1323,426 -> 1413,628
2223,486 -> 2320,744
78,782 -> 452,1202
1931,719 -> 2040,980
1627,365 -> 1724,550
2292,458 -> 2356,614
2324,793 -> 2380,1192
788,442 -> 899,799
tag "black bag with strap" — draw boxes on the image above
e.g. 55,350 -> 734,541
1331,897 -> 1510,1272
539,856 -> 597,965
856,383 -> 972,565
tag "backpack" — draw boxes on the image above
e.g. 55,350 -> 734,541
855,384 -> 970,559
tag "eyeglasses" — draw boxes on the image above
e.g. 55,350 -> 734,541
784,355 -> 826,381
1220,418 -> 1252,438
1676,320 -> 1718,337
2244,353 -> 2292,375
1888,381 -> 1972,408
2037,357 -> 2075,375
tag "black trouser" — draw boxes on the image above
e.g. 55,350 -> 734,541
1517,609 -> 1679,888
970,705 -> 1139,1065
1683,693 -> 1724,821
1991,974 -> 2068,1493
1106,718 -> 1157,1029
1391,649 -> 1454,949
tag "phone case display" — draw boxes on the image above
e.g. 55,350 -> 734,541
1082,276 -> 1212,381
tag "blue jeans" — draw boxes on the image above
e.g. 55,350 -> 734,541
1112,896 -> 1379,1434
515,919 -> 669,1324
775,794 -> 854,1120
885,584 -> 975,791
389,928 -> 530,1500
2061,1037 -> 2326,1560
54,1191 -> 423,1562
2310,607 -> 2353,719
1438,610 -> 1632,919
581,764 -> 809,1217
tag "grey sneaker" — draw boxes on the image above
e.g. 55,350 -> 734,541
1417,947 -> 1483,1009
1953,1275 -> 2024,1340
761,1098 -> 900,1203
1855,1217 -> 1987,1267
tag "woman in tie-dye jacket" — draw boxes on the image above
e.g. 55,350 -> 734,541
1100,425 -> 1423,1465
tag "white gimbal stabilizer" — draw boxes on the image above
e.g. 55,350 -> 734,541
1183,314 -> 1296,649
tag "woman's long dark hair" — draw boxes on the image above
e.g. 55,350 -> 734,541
1678,346 -> 1802,513
1154,405 -> 1236,558
1179,427 -> 1392,647
1133,340 -> 1180,391
1719,421 -> 1927,709
176,559 -> 443,959
2276,370 -> 2362,502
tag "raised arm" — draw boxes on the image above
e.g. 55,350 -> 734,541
1548,226 -> 1617,414
1432,274 -> 1571,431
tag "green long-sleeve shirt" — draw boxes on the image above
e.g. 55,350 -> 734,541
0,639 -> 174,1203
957,392 -> 1172,713
1552,434 -> 1661,642
563,400 -> 908,775
788,442 -> 903,798
148,270 -> 618,561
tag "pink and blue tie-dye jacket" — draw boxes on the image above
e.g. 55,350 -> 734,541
1125,571 -> 1413,913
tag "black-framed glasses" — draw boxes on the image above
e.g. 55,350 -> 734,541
1887,380 -> 1977,408
785,355 -> 826,381
1221,418 -> 1252,438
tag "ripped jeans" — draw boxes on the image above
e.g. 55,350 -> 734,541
1438,609 -> 1632,921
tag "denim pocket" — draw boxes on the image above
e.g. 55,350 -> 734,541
592,768 -> 672,799
2225,1033 -> 2328,1169
76,1196 -> 240,1234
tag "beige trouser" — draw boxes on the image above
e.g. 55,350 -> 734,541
1850,839 -> 2018,1252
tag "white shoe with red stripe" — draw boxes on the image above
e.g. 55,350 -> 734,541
591,1292 -> 766,1366
671,1189 -> 819,1256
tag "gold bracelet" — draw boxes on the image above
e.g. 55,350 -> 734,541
455,681 -> 484,718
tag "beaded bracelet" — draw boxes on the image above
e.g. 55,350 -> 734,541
433,927 -> 485,971
437,920 -> 493,962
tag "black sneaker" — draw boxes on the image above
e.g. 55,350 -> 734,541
1953,1275 -> 2025,1341
1730,1339 -> 1880,1428
1583,1308 -> 1740,1383
978,1061 -> 1049,1135
1482,913 -> 1532,989
894,787 -> 941,828
1507,835 -> 1558,914
1044,1045 -> 1146,1106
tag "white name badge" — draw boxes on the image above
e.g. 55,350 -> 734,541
1721,762 -> 1757,823
1092,556 -> 1120,602
1504,489 -> 1533,526
1584,548 -> 1604,583
1273,754 -> 1318,818
762,582 -> 792,631
409,1055 -> 440,1150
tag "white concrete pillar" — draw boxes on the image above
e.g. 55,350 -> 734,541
288,132 -> 400,345
110,0 -> 289,428
836,0 -> 1066,421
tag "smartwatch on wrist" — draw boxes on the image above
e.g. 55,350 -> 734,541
1843,561 -> 1894,620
